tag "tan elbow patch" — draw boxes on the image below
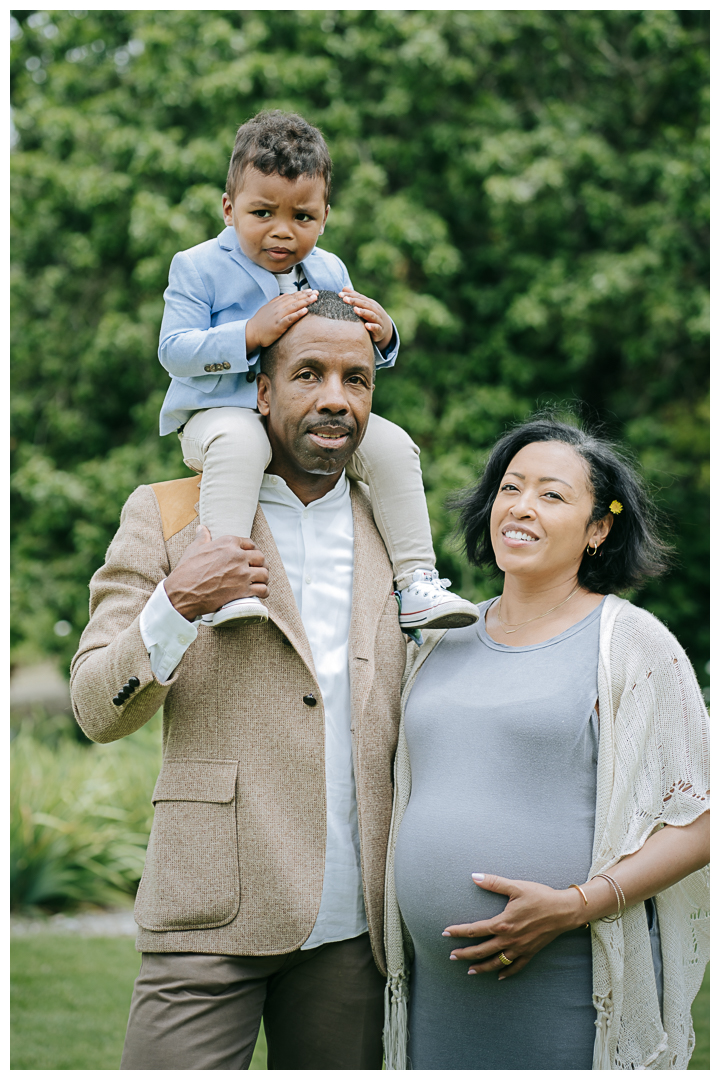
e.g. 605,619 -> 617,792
151,476 -> 201,540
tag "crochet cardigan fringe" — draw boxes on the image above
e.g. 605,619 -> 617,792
383,596 -> 710,1070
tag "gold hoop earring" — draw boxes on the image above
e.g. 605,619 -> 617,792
586,541 -> 598,556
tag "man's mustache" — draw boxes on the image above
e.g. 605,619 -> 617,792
305,420 -> 355,436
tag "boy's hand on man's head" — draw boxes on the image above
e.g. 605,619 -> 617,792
245,290 -> 318,354
339,287 -> 394,352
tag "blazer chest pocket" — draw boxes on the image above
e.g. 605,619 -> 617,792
135,760 -> 240,932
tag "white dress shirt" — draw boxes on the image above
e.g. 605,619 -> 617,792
139,471 -> 368,949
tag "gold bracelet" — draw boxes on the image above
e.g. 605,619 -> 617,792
569,883 -> 588,905
569,883 -> 590,928
593,873 -> 627,922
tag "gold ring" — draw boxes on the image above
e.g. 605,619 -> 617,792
498,952 -> 513,966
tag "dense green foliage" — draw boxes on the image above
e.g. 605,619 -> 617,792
11,10 -> 709,681
11,713 -> 161,909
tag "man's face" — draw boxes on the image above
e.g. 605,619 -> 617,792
222,167 -> 329,275
256,317 -> 375,488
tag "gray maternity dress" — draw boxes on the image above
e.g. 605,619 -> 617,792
394,598 -> 604,1070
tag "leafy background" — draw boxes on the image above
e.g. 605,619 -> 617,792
9,15 -> 710,1066
11,9 -> 709,691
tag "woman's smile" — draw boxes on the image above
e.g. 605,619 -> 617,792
501,526 -> 540,547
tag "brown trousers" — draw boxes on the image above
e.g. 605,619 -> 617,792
120,933 -> 385,1070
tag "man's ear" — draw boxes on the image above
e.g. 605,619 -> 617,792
256,372 -> 271,417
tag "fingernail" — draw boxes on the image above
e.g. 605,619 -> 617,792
449,955 -> 458,961
468,969 -> 477,975
441,931 -> 450,937
471,873 -> 485,882
498,975 -> 507,981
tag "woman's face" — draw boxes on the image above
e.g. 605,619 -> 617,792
489,440 -> 610,584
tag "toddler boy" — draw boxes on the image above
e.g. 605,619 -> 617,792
158,110 -> 478,630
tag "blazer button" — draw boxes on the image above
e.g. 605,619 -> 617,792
204,364 -> 213,372
128,676 -> 140,688
222,361 -> 231,370
303,693 -> 317,707
246,371 -> 256,383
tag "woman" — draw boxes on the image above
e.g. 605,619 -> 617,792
384,417 -> 709,1071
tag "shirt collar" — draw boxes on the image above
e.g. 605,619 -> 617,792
259,471 -> 349,510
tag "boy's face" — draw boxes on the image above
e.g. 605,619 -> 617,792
222,167 -> 329,275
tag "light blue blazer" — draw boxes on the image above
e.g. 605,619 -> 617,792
158,226 -> 399,434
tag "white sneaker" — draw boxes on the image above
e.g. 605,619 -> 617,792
398,569 -> 479,630
202,597 -> 269,628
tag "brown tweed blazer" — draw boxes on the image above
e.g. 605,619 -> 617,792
70,475 -> 406,971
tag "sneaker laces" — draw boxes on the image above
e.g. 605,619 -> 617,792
410,569 -> 452,592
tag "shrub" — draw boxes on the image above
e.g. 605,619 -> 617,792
10,715 -> 161,910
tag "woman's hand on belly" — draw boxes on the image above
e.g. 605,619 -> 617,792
442,873 -> 586,979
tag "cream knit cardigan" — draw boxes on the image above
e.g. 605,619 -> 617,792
383,595 -> 709,1070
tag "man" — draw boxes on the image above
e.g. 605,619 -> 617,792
70,292 -> 407,1070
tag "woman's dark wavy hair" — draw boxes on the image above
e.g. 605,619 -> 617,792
451,413 -> 672,594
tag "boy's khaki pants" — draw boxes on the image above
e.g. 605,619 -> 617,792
180,407 -> 435,591
119,933 -> 384,1070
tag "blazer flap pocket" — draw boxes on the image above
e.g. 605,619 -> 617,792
152,760 -> 239,804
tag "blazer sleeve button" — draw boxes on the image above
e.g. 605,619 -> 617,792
128,676 -> 140,688
303,693 -> 317,707
112,694 -> 123,706
204,364 -> 213,372
222,361 -> 231,370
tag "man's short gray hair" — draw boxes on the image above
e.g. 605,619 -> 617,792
260,290 -> 363,378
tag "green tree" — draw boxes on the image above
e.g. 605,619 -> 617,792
11,9 -> 708,687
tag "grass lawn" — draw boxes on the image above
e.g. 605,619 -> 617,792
11,935 -> 708,1070
688,964 -> 710,1070
10,936 -> 266,1070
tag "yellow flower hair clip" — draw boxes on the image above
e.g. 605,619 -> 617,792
609,500 -> 623,515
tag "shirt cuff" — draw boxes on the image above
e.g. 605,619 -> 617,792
139,580 -> 199,683
374,323 -> 399,368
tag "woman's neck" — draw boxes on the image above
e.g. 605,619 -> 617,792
499,573 -> 580,622
484,573 -> 604,646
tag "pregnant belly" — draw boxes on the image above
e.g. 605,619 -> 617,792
394,795 -> 595,963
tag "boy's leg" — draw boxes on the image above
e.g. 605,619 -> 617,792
346,413 -> 434,591
347,414 -> 478,629
180,407 -> 272,540
262,933 -> 385,1070
120,952 -> 274,1070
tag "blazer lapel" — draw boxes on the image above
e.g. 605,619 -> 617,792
249,487 -> 392,705
220,228 -> 279,304
251,506 -> 317,681
300,250 -> 330,291
348,484 -> 396,728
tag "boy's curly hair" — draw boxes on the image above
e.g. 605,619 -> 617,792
226,110 -> 332,203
